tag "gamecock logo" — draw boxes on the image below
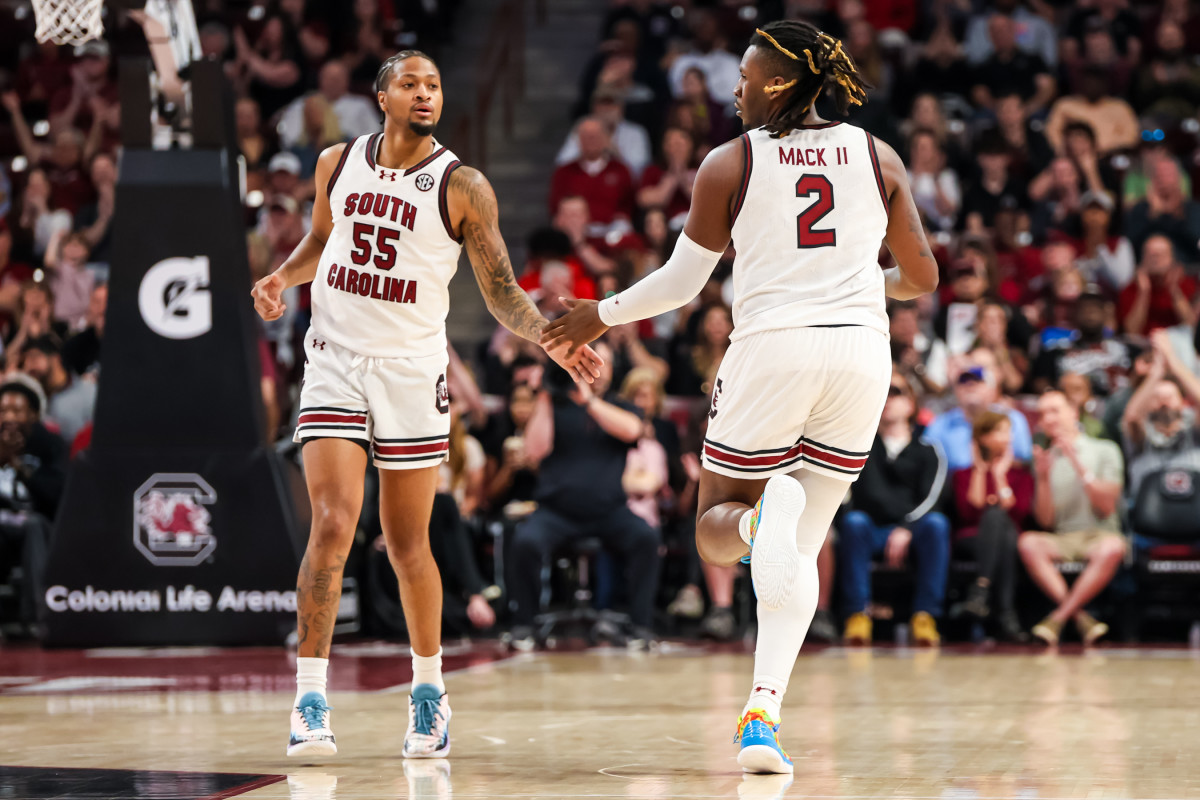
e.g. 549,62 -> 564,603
1163,470 -> 1194,497
435,373 -> 450,414
133,474 -> 218,566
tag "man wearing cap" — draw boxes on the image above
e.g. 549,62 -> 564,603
924,349 -> 1034,472
0,373 -> 68,633
1032,284 -> 1132,396
48,40 -> 119,136
557,87 -> 652,178
267,152 -> 305,204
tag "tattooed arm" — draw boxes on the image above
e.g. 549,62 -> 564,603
874,136 -> 940,300
447,165 -> 602,381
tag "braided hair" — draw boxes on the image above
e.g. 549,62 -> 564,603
374,50 -> 438,94
750,21 -> 871,137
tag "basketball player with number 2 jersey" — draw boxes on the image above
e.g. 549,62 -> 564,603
252,50 -> 601,762
544,21 -> 939,775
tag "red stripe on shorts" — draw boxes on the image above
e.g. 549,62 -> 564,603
298,413 -> 367,425
373,441 -> 450,456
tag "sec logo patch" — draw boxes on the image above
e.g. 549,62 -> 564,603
415,173 -> 435,192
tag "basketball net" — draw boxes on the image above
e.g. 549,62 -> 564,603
32,0 -> 105,45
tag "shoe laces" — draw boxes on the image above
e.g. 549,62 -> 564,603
411,695 -> 444,737
734,709 -> 778,743
740,495 -> 764,565
298,698 -> 331,732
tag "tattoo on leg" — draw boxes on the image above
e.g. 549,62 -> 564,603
296,550 -> 347,659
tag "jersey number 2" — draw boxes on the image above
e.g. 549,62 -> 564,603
795,175 -> 835,249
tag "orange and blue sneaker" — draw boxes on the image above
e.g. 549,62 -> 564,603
742,475 -> 807,611
735,708 -> 793,774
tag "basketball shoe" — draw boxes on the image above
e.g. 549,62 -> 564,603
287,692 -> 337,758
403,684 -> 451,758
742,475 -> 807,611
735,708 -> 793,774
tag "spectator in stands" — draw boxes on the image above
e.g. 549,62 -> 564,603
286,96 -> 342,179
62,283 -> 104,377
1061,122 -> 1122,199
925,353 -> 1033,472
908,23 -> 971,106
559,86 -> 651,179
666,9 -> 739,108
1032,284 -> 1131,396
990,92 -> 1053,182
840,372 -> 949,646
890,299 -> 947,397
264,153 -> 306,207
549,196 -> 617,279
1123,141 -> 1190,207
667,303 -> 731,397
972,302 -> 1027,396
1045,67 -> 1139,157
1019,390 -> 1125,646
674,67 -> 736,153
230,14 -> 304,119
969,14 -> 1056,115
951,410 -> 1031,641
1063,0 -> 1142,65
73,153 -> 115,267
0,221 -> 34,338
961,134 -> 1026,236
636,127 -> 696,230
1059,372 -> 1107,440
606,322 -> 668,390
21,335 -> 95,444
482,381 -> 539,517
278,61 -> 377,150
1136,20 -> 1200,121
236,97 -> 275,176
2,94 -> 94,221
934,257 -> 1033,358
1029,158 -> 1084,242
548,118 -> 635,238
4,283 -> 67,366
43,231 -> 95,330
1118,235 -> 1196,336
1124,160 -> 1200,263
1122,332 -> 1200,526
964,2 -> 1056,68
1074,191 -> 1135,291
13,40 -> 72,113
0,373 -> 67,631
48,41 -> 118,138
906,129 -> 959,233
508,343 -> 660,648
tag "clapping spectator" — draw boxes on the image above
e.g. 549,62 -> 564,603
1059,372 -> 1107,440
839,373 -> 950,646
4,282 -> 67,366
43,231 -> 95,330
48,41 -> 118,139
548,118 -> 636,239
481,381 -> 539,517
636,127 -> 697,230
951,410 -> 1031,641
906,129 -> 960,232
1124,160 -> 1200,263
1118,235 -> 1196,336
890,299 -> 948,396
1019,391 -> 1125,646
558,86 -> 652,179
1074,191 -> 1135,291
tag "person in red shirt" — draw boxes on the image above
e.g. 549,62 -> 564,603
951,410 -> 1032,641
547,117 -> 635,235
1117,234 -> 1197,335
637,127 -> 697,229
516,225 -> 598,301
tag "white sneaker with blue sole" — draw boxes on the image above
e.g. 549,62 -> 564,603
287,692 -> 337,758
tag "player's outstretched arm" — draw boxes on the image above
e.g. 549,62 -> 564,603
251,143 -> 343,321
874,137 -> 939,301
540,139 -> 738,353
449,165 -> 602,383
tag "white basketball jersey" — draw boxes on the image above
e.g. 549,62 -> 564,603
728,122 -> 890,342
311,133 -> 463,358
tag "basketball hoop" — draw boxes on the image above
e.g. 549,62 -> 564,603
32,0 -> 105,46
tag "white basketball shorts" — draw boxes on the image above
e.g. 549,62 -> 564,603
293,328 -> 451,470
703,326 -> 891,482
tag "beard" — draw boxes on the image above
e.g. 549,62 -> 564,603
409,119 -> 437,137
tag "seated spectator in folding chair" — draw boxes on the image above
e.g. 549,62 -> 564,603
839,373 -> 950,647
1019,391 -> 1125,646
1121,331 -> 1200,552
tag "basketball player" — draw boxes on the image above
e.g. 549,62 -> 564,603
542,22 -> 938,774
251,50 -> 601,760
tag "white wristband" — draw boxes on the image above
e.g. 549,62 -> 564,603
598,232 -> 724,327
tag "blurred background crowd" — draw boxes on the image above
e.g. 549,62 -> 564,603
1,0 -> 1199,647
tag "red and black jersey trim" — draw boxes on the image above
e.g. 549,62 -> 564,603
796,120 -> 842,130
730,133 -> 753,225
405,145 -> 447,176
439,160 -> 464,243
866,131 -> 889,214
364,132 -> 382,170
703,436 -> 869,476
372,434 -> 450,463
325,139 -> 356,199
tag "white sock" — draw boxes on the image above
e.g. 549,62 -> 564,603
295,657 -> 329,706
746,471 -> 847,726
412,647 -> 445,693
738,506 -> 756,545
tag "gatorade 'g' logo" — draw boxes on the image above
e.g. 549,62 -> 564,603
138,256 -> 212,340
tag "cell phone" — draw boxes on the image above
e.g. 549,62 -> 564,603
1034,432 -> 1051,449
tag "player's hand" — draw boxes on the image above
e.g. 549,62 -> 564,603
540,298 -> 609,356
884,527 -> 911,568
251,272 -> 287,321
542,338 -> 603,385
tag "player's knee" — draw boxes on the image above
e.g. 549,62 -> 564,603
383,528 -> 431,568
309,504 -> 358,550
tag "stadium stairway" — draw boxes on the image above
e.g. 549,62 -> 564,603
444,0 -> 603,347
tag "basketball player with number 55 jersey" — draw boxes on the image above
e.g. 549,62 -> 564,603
543,21 -> 939,775
251,50 -> 601,762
